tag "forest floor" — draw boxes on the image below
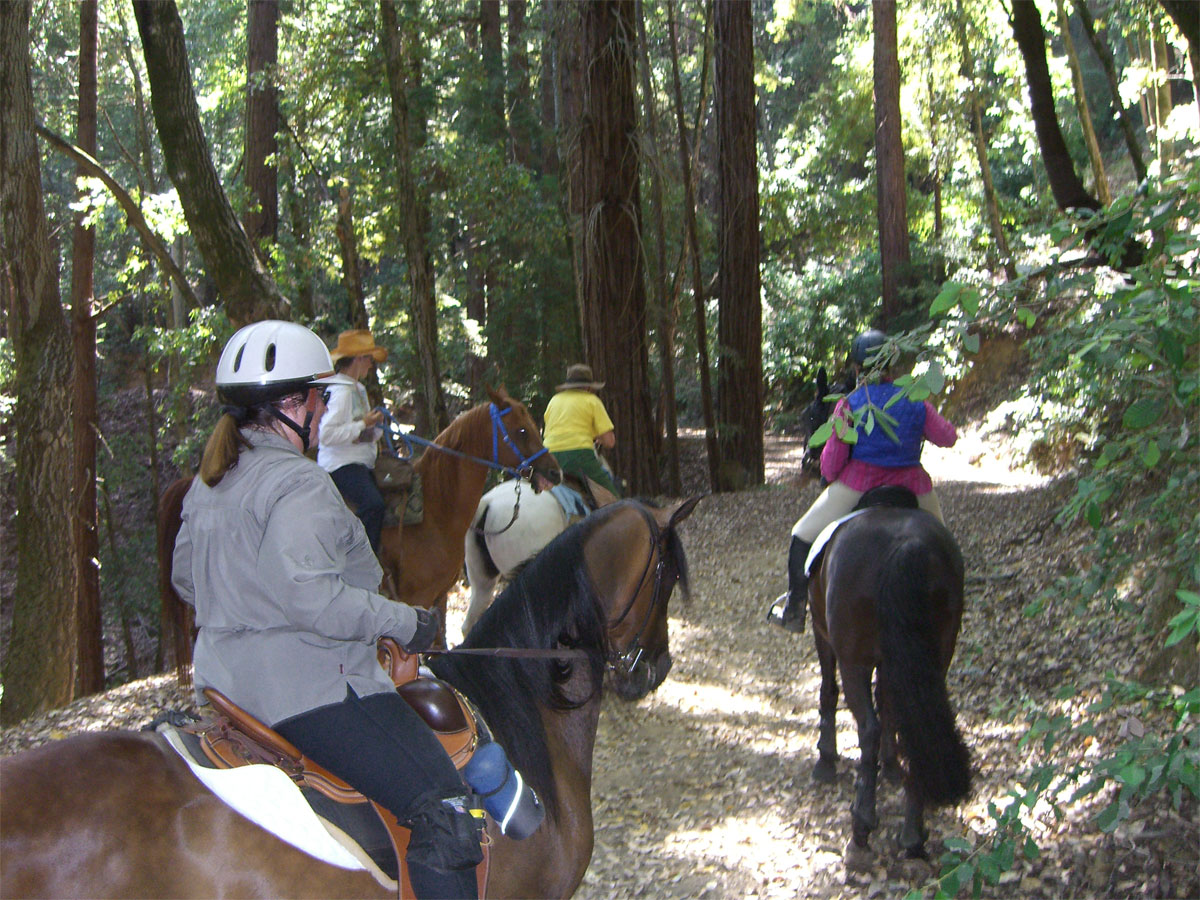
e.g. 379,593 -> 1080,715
1,395 -> 1197,899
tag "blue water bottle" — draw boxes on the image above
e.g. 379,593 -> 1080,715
462,741 -> 544,839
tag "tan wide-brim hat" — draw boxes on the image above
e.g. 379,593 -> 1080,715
556,363 -> 605,392
330,329 -> 388,363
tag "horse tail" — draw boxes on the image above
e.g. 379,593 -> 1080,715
877,539 -> 971,808
157,477 -> 195,685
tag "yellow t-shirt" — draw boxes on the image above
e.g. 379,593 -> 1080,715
543,390 -> 615,452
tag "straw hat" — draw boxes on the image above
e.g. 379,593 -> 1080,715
556,363 -> 605,392
330,329 -> 388,363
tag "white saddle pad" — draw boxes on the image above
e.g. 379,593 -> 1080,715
805,509 -> 871,576
160,726 -> 365,871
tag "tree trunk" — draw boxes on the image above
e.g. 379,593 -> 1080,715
667,0 -> 719,492
507,0 -> 536,169
381,0 -> 448,434
133,0 -> 288,326
713,0 -> 763,492
244,0 -> 279,251
1159,0 -> 1199,105
1009,0 -> 1099,214
73,0 -> 104,697
1152,23 -> 1174,164
480,1 -> 506,148
636,0 -> 681,495
577,0 -> 658,495
1056,0 -> 1111,205
1073,0 -> 1148,183
873,0 -> 910,324
956,1 -> 1016,281
335,183 -> 368,329
559,0 -> 586,308
0,0 -> 78,723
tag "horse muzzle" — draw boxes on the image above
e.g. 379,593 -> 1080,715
610,650 -> 671,701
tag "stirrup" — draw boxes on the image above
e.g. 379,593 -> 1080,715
766,593 -> 805,634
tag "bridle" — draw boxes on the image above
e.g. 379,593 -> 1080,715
377,403 -> 550,481
604,504 -> 673,677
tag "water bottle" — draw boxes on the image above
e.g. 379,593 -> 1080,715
462,741 -> 544,840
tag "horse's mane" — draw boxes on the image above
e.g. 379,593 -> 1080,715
428,512 -> 611,820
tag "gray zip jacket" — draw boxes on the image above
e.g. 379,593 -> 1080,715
172,429 -> 418,725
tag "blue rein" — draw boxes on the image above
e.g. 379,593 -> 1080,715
376,403 -> 549,481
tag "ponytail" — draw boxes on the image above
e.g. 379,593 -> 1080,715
198,414 -> 251,486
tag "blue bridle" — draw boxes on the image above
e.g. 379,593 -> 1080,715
378,403 -> 550,480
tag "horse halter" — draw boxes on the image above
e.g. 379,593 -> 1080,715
606,505 -> 673,677
489,403 -> 549,480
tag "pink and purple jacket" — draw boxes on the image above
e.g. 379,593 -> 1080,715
820,393 -> 957,495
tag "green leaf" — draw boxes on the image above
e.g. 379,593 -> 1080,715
1096,800 -> 1126,833
944,836 -> 973,853
1024,836 -> 1041,860
925,361 -> 945,395
931,283 -> 963,316
809,420 -> 833,448
1086,501 -> 1103,529
1123,398 -> 1165,429
964,332 -> 980,353
961,288 -> 981,317
864,411 -> 876,435
1016,307 -> 1037,328
1141,440 -> 1161,468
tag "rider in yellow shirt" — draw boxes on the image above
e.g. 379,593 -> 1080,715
543,364 -> 621,497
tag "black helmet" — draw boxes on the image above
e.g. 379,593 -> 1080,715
851,329 -> 887,366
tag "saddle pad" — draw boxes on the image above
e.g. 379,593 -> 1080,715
550,483 -> 589,519
160,726 -> 366,871
805,509 -> 871,576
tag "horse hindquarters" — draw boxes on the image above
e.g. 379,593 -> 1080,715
876,541 -> 971,809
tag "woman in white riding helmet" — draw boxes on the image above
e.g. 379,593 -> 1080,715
172,320 -> 481,899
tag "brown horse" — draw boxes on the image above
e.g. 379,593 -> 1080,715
806,496 -> 971,869
1,496 -> 702,899
159,386 -> 559,673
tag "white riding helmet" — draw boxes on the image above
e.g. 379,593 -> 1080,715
216,320 -> 338,407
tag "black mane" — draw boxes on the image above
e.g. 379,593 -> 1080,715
428,512 -> 612,819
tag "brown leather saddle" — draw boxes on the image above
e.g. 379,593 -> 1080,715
178,639 -> 488,897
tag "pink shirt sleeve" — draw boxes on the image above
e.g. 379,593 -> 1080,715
819,399 -> 852,483
923,401 -> 957,448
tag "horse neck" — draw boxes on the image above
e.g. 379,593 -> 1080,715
415,405 -> 494,523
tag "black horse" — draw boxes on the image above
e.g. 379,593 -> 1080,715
806,487 -> 971,869
799,367 -> 855,477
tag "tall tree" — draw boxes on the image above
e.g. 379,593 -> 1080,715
245,0 -> 279,251
72,0 -> 104,696
381,0 -> 448,434
1056,0 -> 1111,205
0,0 -> 78,723
133,0 -> 289,326
1009,0 -> 1099,214
667,0 -> 719,492
1073,0 -> 1148,183
873,0 -> 910,323
714,0 -> 763,491
1159,0 -> 1198,102
577,0 -> 658,495
507,0 -> 536,169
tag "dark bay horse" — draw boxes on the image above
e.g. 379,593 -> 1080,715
1,496 -> 701,899
159,386 -> 559,672
799,367 -> 854,477
806,500 -> 971,869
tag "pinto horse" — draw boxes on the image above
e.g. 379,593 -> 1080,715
159,386 -> 559,673
806,493 -> 971,868
1,496 -> 701,900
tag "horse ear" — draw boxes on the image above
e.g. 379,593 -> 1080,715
658,494 -> 703,531
815,367 -> 829,400
486,385 -> 511,408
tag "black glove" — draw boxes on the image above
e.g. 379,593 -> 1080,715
402,607 -> 440,653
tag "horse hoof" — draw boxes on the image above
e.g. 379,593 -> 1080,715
843,838 -> 874,873
898,855 -> 932,880
812,758 -> 837,783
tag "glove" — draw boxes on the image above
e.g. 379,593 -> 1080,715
402,607 -> 440,653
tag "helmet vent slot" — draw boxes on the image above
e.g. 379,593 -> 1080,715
264,343 -> 277,372
232,346 -> 245,372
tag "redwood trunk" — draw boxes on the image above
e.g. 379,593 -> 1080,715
873,0 -> 910,324
245,0 -> 279,249
714,0 -> 763,491
578,0 -> 658,495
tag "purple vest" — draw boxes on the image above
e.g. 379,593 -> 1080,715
847,383 -> 925,467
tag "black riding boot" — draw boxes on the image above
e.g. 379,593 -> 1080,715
766,536 -> 812,633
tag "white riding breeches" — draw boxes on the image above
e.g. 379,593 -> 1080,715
792,481 -> 945,544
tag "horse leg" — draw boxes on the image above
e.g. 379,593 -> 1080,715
842,662 -> 880,871
812,629 -> 839,783
899,780 -> 930,859
875,677 -> 903,784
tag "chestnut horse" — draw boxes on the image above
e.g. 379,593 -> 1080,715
159,386 -> 559,672
806,496 -> 971,869
1,496 -> 701,899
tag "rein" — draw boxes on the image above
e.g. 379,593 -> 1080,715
376,404 -> 549,481
606,504 -> 671,676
